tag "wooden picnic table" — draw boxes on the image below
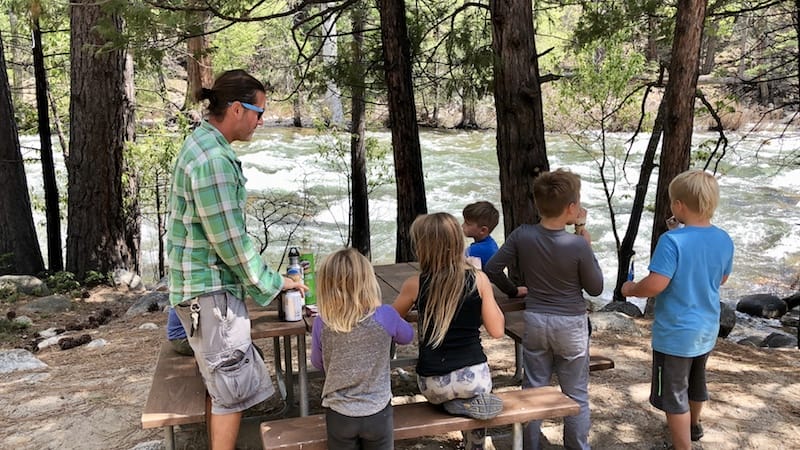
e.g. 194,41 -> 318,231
249,305 -> 310,417
373,262 -> 525,312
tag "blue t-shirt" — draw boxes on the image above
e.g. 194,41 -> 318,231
166,307 -> 187,340
467,235 -> 499,268
648,225 -> 734,357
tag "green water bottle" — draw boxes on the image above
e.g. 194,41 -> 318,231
300,250 -> 316,305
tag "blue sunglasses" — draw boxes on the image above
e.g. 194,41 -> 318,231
230,101 -> 264,120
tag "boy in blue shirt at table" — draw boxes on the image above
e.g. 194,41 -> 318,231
462,201 -> 500,269
623,170 -> 734,450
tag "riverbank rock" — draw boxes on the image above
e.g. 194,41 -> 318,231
719,302 -> 737,338
736,293 -> 787,318
760,332 -> 798,348
599,300 -> 643,318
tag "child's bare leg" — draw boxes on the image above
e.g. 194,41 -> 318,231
689,400 -> 703,426
666,411 -> 691,450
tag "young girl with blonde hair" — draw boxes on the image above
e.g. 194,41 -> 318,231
311,248 -> 414,449
393,212 -> 505,449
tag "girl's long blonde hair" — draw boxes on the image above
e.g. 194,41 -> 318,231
316,248 -> 381,333
410,212 -> 477,348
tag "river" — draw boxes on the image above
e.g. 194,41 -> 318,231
20,127 -> 800,338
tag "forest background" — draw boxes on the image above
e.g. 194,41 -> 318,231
0,0 -> 798,302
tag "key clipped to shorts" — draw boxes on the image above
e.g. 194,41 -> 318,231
189,300 -> 201,337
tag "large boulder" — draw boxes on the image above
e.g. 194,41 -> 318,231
590,311 -> 641,335
736,294 -> 787,319
125,291 -> 170,317
18,295 -> 72,314
0,275 -> 50,296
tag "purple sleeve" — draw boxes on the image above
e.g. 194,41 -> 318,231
374,305 -> 414,345
311,316 -> 325,372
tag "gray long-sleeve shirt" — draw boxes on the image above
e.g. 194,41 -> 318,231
484,224 -> 603,315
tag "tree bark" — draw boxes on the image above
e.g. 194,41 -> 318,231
183,7 -> 213,109
32,13 -> 63,272
378,0 -> 427,262
67,1 -> 138,278
350,6 -> 370,258
0,33 -> 45,275
489,0 -> 549,236
651,0 -> 707,254
323,2 -> 345,127
614,99 -> 665,301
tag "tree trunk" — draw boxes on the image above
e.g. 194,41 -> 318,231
614,99 -> 665,301
0,33 -> 45,275
646,15 -> 659,62
700,20 -> 718,75
378,0 -> 427,262
323,3 -> 345,128
457,89 -> 478,129
489,0 -> 549,236
32,14 -> 63,272
183,8 -> 213,109
350,6 -> 370,258
8,11 -> 24,105
67,1 -> 138,278
651,0 -> 707,254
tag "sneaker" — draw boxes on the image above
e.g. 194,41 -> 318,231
691,423 -> 704,441
443,393 -> 503,420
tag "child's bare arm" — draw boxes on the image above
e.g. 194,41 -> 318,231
477,272 -> 505,338
621,272 -> 670,298
392,275 -> 420,318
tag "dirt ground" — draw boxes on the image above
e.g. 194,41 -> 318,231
1,288 -> 799,450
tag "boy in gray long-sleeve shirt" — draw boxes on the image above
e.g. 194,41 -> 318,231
484,169 -> 603,450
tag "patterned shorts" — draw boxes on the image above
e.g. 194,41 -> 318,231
417,362 -> 493,405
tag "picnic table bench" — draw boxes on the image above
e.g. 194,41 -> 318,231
260,386 -> 579,450
141,341 -> 206,450
141,304 -> 309,450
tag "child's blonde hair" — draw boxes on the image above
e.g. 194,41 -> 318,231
410,212 -> 477,348
533,169 -> 581,218
668,170 -> 720,219
316,248 -> 381,333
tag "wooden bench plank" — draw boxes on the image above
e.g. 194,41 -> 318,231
260,386 -> 578,450
141,341 -> 206,429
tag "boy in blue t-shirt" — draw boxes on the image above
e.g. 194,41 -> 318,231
461,201 -> 499,269
623,170 -> 734,450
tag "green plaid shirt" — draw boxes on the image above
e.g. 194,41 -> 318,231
167,121 -> 283,306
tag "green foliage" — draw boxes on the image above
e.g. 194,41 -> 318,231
83,270 -> 113,288
0,319 -> 29,338
0,283 -> 18,303
45,271 -> 81,295
314,122 -> 393,194
558,38 -> 645,131
13,102 -> 38,134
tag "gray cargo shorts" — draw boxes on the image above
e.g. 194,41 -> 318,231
175,290 -> 275,414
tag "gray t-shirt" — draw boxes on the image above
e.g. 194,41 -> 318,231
485,224 -> 603,315
311,305 -> 414,416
